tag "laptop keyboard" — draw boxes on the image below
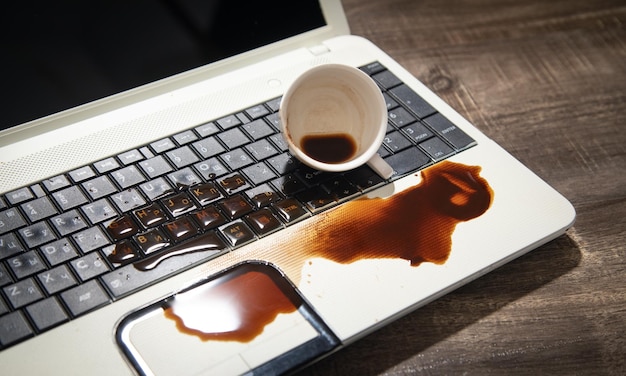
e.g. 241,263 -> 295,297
0,62 -> 476,349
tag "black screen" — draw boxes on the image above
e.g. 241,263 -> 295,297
1,0 -> 326,130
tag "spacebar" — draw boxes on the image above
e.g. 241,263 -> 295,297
101,231 -> 228,298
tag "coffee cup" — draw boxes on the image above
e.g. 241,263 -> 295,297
279,64 -> 393,179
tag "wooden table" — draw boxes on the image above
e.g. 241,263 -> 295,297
298,1 -> 626,374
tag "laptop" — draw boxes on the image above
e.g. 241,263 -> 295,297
0,0 -> 575,374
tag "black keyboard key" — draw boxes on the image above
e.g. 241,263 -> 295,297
402,122 -> 435,143
150,138 -> 176,154
272,174 -> 306,196
189,182 -> 223,206
109,221 -> 138,245
39,238 -> 79,266
110,188 -> 147,213
245,104 -> 270,120
50,209 -> 88,236
37,265 -> 78,295
118,149 -> 144,165
246,139 -> 279,161
265,97 -> 282,113
194,158 -> 229,180
93,157 -> 120,174
423,113 -> 476,150
385,147 -> 431,177
81,198 -> 118,224
372,70 -> 402,89
389,84 -> 437,119
192,137 -> 225,159
6,187 -> 34,206
60,280 -> 110,317
52,186 -> 88,211
220,221 -> 255,247
268,152 -> 298,174
245,209 -> 282,236
0,208 -> 27,235
167,167 -> 202,188
272,198 -> 309,224
245,184 -> 281,208
360,61 -> 386,76
139,178 -> 174,201
18,221 -> 56,248
382,92 -> 399,110
221,148 -> 254,170
194,122 -> 220,137
70,252 -> 110,282
269,134 -> 289,153
173,130 -> 198,145
242,119 -> 274,140
135,228 -> 170,255
42,175 -> 71,192
192,207 -> 227,230
111,165 -> 146,189
68,166 -> 96,183
383,131 -> 413,153
322,176 -> 359,200
345,165 -> 385,191
139,156 -> 173,178
218,128 -> 250,149
26,297 -> 69,331
218,173 -> 250,195
4,278 -> 44,311
7,251 -> 46,280
163,217 -> 198,242
71,226 -> 110,253
134,203 -> 169,228
165,146 -> 200,169
161,192 -> 197,217
219,195 -> 253,220
297,187 -> 336,212
216,114 -> 241,129
419,137 -> 455,161
243,162 -> 277,185
0,233 -> 25,259
21,196 -> 58,222
388,106 -> 417,128
0,311 -> 33,346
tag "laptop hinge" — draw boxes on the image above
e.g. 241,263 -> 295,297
308,44 -> 331,56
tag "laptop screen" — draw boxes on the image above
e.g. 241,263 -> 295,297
1,0 -> 326,131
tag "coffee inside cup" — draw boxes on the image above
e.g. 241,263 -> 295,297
301,133 -> 358,164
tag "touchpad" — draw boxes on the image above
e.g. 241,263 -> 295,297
116,262 -> 338,376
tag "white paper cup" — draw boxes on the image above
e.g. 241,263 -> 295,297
279,64 -> 393,179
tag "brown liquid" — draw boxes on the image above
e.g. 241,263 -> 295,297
308,161 -> 493,265
301,133 -> 357,164
163,264 -> 300,342
164,161 -> 493,342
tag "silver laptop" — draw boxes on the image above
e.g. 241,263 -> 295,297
0,1 -> 575,374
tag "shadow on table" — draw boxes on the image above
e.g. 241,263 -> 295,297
295,233 -> 582,375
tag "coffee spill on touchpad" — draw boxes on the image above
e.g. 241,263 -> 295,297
163,263 -> 301,342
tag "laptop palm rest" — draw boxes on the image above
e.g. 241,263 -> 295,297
115,261 -> 338,376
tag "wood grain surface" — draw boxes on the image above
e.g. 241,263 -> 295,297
297,1 -> 626,375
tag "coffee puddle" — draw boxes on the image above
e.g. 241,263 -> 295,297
309,160 -> 493,266
163,161 -> 493,343
163,264 -> 301,342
